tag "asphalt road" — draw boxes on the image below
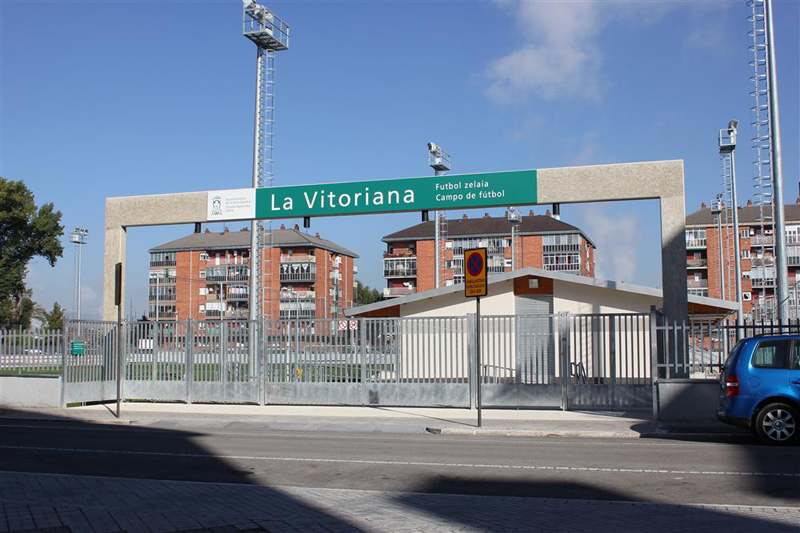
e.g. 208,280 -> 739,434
0,418 -> 797,508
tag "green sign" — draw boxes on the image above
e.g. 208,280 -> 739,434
71,341 -> 85,356
256,170 -> 536,219
207,170 -> 537,222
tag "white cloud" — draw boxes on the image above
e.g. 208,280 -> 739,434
485,1 -> 728,104
581,204 -> 641,283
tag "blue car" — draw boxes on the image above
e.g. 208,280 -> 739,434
717,334 -> 800,445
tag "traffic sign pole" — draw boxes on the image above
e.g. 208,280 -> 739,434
464,248 -> 487,428
476,295 -> 481,428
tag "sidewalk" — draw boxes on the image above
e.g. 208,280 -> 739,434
0,403 -> 748,439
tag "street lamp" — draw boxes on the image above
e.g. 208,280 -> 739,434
428,142 -> 451,288
70,228 -> 89,321
719,120 -> 744,336
507,207 -> 522,270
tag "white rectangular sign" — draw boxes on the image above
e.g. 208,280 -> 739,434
207,189 -> 256,221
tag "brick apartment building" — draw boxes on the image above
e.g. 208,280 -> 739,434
381,211 -> 595,297
685,199 -> 800,320
148,225 -> 358,321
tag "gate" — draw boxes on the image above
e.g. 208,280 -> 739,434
565,313 -> 652,410
62,320 -> 119,405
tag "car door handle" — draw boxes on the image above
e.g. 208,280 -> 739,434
792,379 -> 800,385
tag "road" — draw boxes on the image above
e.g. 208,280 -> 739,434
0,418 -> 799,532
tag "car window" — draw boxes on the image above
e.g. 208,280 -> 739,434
793,341 -> 800,371
751,340 -> 789,369
723,340 -> 745,370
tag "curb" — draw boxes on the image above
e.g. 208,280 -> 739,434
0,414 -> 133,426
426,427 -> 751,440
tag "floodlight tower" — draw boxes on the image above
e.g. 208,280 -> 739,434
243,0 -> 289,321
70,228 -> 89,320
428,142 -> 451,289
719,121 -> 744,335
507,207 -> 522,270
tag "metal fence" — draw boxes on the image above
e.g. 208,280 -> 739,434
0,313 -> 694,410
654,314 -> 800,379
0,327 -> 62,375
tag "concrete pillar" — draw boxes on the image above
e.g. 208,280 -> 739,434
103,225 -> 127,321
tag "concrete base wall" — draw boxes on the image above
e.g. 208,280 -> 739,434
656,379 -> 719,422
0,375 -> 61,408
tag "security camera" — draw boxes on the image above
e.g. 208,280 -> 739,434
427,142 -> 439,153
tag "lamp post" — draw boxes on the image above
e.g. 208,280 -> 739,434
70,228 -> 89,321
428,142 -> 451,288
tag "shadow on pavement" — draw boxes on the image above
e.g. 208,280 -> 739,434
0,405 -> 358,532
396,476 -> 800,532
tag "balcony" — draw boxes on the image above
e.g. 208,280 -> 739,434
280,266 -> 316,283
281,255 -> 316,263
384,257 -> 417,278
687,279 -> 709,289
543,243 -> 580,254
686,238 -> 707,249
279,298 -> 316,319
751,277 -> 776,289
688,288 -> 709,297
225,291 -> 249,301
383,287 -> 416,297
149,259 -> 176,267
751,235 -> 774,247
148,293 -> 176,302
789,255 -> 800,267
206,265 -> 249,283
686,258 -> 708,268
149,276 -> 176,285
205,308 -> 249,319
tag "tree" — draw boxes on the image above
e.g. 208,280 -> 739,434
0,178 -> 64,329
355,281 -> 384,306
36,302 -> 65,330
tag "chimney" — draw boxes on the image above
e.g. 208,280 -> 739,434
545,209 -> 551,217
528,210 -> 534,216
701,203 -> 707,209
204,228 -> 210,234
462,214 -> 468,221
747,200 -> 753,206
315,233 -> 320,238
223,227 -> 229,234
240,227 -> 247,231
294,224 -> 300,230
280,224 -> 285,230
484,213 -> 491,218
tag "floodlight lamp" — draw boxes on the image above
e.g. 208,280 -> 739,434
427,142 -> 439,153
728,120 -> 739,134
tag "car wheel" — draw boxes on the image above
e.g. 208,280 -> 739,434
755,403 -> 799,445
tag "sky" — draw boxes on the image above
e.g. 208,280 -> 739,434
1,0 -> 798,320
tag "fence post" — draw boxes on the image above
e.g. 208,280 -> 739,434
559,312 -> 571,411
60,320 -> 68,407
360,318 -> 367,406
609,316 -> 616,410
649,305 -> 659,421
186,319 -> 194,404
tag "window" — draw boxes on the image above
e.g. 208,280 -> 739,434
199,253 -> 209,261
741,250 -> 751,259
742,292 -> 752,301
752,340 -> 789,369
792,342 -> 800,370
199,270 -> 206,278
199,287 -> 208,295
741,229 -> 750,239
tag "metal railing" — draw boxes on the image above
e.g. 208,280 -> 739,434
686,238 -> 707,248
686,258 -> 708,268
0,327 -> 63,374
655,314 -> 800,379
